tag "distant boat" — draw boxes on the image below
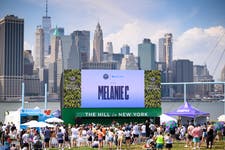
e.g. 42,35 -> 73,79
201,97 -> 221,102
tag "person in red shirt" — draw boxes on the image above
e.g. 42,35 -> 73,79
192,125 -> 202,149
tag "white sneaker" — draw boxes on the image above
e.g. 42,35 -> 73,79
184,145 -> 188,148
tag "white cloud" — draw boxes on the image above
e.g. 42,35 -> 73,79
174,26 -> 225,80
104,20 -> 174,55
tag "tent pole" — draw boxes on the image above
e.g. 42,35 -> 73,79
194,117 -> 195,126
184,83 -> 187,103
224,83 -> 225,114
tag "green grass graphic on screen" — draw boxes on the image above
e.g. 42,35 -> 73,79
63,70 -> 81,108
145,70 -> 161,108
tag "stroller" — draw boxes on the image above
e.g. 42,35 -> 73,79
144,138 -> 156,150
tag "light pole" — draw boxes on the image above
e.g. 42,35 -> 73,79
224,83 -> 225,114
21,82 -> 24,109
45,83 -> 48,110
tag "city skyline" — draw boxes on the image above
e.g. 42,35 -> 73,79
1,0 -> 225,79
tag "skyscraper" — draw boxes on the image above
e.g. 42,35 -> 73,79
49,27 -> 61,63
120,53 -> 139,70
165,33 -> 173,70
120,44 -> 130,55
93,23 -> 103,62
56,41 -> 63,93
34,26 -> 44,70
24,50 -> 34,75
42,0 -> 51,55
158,38 -> 165,62
48,27 -> 63,95
193,65 -> 214,97
106,42 -> 113,54
67,32 -> 82,69
72,31 -> 90,64
111,54 -> 124,63
0,15 -> 24,100
158,33 -> 173,70
50,27 -> 64,38
172,59 -> 193,96
24,50 -> 40,96
138,38 -> 156,70
158,34 -> 173,97
61,35 -> 72,70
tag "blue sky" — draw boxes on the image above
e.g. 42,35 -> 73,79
1,0 -> 225,80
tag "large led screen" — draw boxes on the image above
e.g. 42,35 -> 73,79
81,70 -> 144,108
63,70 -> 161,108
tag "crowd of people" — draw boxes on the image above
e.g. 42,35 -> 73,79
0,120 -> 224,150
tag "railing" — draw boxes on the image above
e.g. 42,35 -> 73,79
161,81 -> 225,114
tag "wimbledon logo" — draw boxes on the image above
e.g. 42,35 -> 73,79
103,74 -> 109,80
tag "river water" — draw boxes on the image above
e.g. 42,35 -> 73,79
0,101 -> 224,122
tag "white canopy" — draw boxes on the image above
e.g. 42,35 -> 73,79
4,110 -> 20,131
160,114 -> 177,125
29,121 -> 54,128
218,114 -> 225,122
22,120 -> 54,128
21,120 -> 38,126
45,117 -> 64,123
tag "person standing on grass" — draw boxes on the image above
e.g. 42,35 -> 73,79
71,124 -> 79,148
206,124 -> 214,149
184,123 -> 194,148
87,127 -> 93,148
155,131 -> 164,150
145,120 -> 150,139
64,128 -> 70,149
124,127 -> 131,150
164,133 -> 173,150
44,127 -> 51,149
132,123 -> 139,144
192,125 -> 202,150
97,127 -> 104,150
107,128 -> 114,150
141,123 -> 146,142
57,129 -> 64,149
201,124 -> 207,145
116,126 -> 124,150
117,127 -> 123,150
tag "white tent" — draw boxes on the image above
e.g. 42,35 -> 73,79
29,121 -> 55,128
218,114 -> 225,122
45,117 -> 64,123
4,110 -> 20,131
160,114 -> 177,125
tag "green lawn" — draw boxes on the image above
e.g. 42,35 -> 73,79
48,140 -> 225,150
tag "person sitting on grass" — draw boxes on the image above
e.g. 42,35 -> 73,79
92,136 -> 99,148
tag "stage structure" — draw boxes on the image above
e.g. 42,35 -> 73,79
61,70 -> 162,125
